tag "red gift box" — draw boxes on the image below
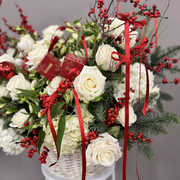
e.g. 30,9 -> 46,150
60,53 -> 86,80
36,53 -> 62,81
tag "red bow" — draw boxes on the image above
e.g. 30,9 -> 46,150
117,13 -> 147,29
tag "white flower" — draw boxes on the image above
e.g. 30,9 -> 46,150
42,25 -> 64,42
14,58 -> 24,67
9,109 -> 32,131
17,34 -> 35,53
46,76 -> 65,95
0,54 -> 15,64
86,133 -> 122,166
0,119 -> 24,155
6,48 -> 16,57
43,104 -> 94,154
26,45 -> 48,71
0,85 -> 10,98
113,62 -> 156,105
118,31 -> 138,50
6,73 -> 31,100
95,44 -> 119,71
107,18 -> 125,37
73,48 -> 92,58
115,104 -> 137,127
74,66 -> 106,101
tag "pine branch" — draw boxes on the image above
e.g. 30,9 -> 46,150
150,45 -> 180,67
138,142 -> 154,160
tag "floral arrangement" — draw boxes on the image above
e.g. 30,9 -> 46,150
0,0 -> 180,179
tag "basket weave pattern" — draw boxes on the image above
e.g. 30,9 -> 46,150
46,150 -> 104,179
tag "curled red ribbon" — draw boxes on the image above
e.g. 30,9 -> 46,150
116,13 -> 146,29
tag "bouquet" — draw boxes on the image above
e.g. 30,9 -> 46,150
0,0 -> 180,179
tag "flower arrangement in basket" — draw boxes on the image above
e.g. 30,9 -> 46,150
0,0 -> 180,179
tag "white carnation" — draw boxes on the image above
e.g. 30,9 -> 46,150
0,119 -> 24,155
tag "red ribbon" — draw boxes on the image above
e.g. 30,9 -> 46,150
43,28 -> 88,179
0,0 -> 2,6
42,91 -> 60,166
123,20 -> 130,180
116,13 -> 146,29
154,18 -> 158,48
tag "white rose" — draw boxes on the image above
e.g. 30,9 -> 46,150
108,18 -> 125,37
6,48 -> 16,57
86,133 -> 122,166
0,85 -> 10,98
42,25 -> 64,42
46,76 -> 65,95
9,109 -> 32,131
17,34 -> 35,53
14,58 -> 24,67
6,73 -> 31,100
74,66 -> 106,101
95,44 -> 119,72
115,104 -> 137,126
118,31 -> 138,49
0,54 -> 15,64
26,45 -> 48,71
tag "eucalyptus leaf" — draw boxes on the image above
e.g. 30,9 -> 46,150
56,114 -> 66,153
37,130 -> 46,154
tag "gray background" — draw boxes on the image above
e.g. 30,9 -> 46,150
0,0 -> 180,180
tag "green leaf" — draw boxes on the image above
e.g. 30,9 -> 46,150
13,49 -> 18,58
28,33 -> 36,41
102,71 -> 125,80
87,104 -> 96,117
76,30 -> 83,51
17,89 -> 40,98
43,102 -> 65,123
56,114 -> 66,153
20,125 -> 31,130
5,105 -> 18,113
107,126 -> 121,138
27,125 -> 33,135
7,37 -> 17,44
37,130 -> 46,154
82,30 -> 94,37
73,17 -> 82,24
34,78 -> 46,89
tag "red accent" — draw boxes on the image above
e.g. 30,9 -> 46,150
154,18 -> 158,48
123,20 -> 130,180
60,53 -> 86,80
0,0 -> 2,6
116,13 -> 147,28
72,88 -> 86,180
42,91 -> 60,166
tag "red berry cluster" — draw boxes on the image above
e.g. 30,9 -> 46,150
162,78 -> 180,85
24,121 -> 30,126
149,57 -> 178,73
40,80 -> 71,117
21,129 -> 40,158
85,131 -> 99,146
128,132 -> 153,143
131,1 -> 160,18
38,146 -> 50,164
0,29 -> 9,55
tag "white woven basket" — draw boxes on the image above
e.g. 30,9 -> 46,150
46,150 -> 104,179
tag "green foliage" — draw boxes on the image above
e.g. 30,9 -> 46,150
37,130 -> 45,154
107,126 -> 121,138
156,91 -> 174,113
149,46 -> 180,67
102,71 -> 125,81
138,142 -> 154,160
88,121 -> 106,134
57,114 -> 66,153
